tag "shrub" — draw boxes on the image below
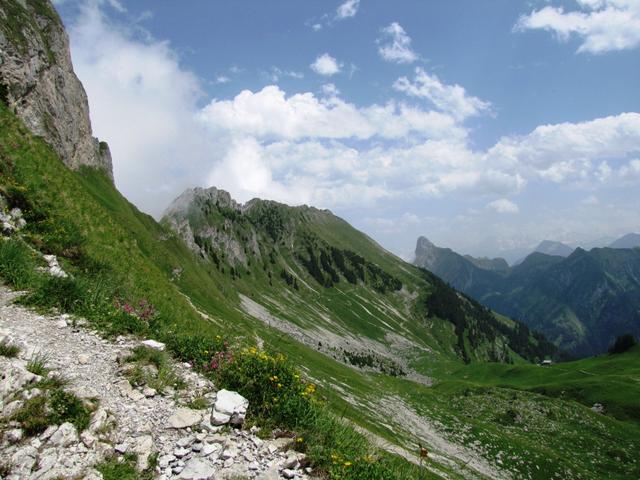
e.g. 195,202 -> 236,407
609,334 -> 637,355
206,346 -> 429,479
0,339 -> 20,357
12,387 -> 93,435
48,388 -> 92,431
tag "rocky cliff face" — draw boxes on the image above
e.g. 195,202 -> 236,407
0,0 -> 112,179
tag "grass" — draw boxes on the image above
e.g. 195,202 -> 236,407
123,346 -> 186,393
96,453 -> 154,480
11,385 -> 93,435
26,351 -> 49,375
0,237 -> 38,288
0,339 -> 20,357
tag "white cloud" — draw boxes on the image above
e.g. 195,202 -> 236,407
377,22 -> 418,64
215,75 -> 230,84
336,0 -> 360,20
487,113 -> 640,182
487,198 -> 520,214
515,0 -> 640,53
310,53 -> 342,76
68,2 -> 215,214
394,67 -> 491,121
321,83 -> 340,97
198,85 -> 464,141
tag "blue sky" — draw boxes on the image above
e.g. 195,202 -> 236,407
54,0 -> 640,261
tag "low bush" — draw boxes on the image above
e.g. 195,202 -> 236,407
12,386 -> 93,436
207,345 -> 429,479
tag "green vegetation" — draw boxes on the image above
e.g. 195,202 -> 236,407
122,345 -> 185,393
10,384 -> 93,436
210,345 -> 435,480
0,338 -> 20,357
97,453 -> 154,480
26,351 -> 50,376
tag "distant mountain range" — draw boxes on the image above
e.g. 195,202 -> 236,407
414,236 -> 640,357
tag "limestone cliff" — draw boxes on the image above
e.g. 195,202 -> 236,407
0,0 -> 113,179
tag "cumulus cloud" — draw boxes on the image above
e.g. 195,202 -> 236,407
377,22 -> 418,63
394,67 -> 491,121
310,53 -> 342,76
336,0 -> 360,20
515,0 -> 640,53
487,198 -> 520,214
198,85 -> 464,141
487,113 -> 640,182
68,2 -> 215,214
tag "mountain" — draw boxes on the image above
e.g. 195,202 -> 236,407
162,195 -> 554,368
2,3 -> 640,479
512,240 -> 574,265
609,233 -> 640,249
533,240 -> 574,257
415,238 -> 640,357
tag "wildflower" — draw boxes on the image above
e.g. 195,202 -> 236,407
344,461 -> 352,467
296,437 -> 304,443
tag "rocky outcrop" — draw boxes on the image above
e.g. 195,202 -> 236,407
0,0 -> 113,179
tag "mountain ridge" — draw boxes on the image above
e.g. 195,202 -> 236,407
414,237 -> 640,357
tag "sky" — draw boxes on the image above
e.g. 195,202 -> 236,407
52,0 -> 640,261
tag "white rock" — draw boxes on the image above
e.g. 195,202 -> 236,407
48,422 -> 78,447
55,319 -> 68,328
141,339 -> 166,351
202,443 -> 222,457
174,447 -> 191,458
89,408 -> 109,433
178,458 -> 217,480
4,428 -> 23,444
282,469 -> 297,479
211,410 -> 231,426
133,435 -> 154,470
78,354 -> 90,364
213,389 -> 249,426
81,431 -> 97,448
115,442 -> 129,454
158,454 -> 176,468
168,408 -> 204,429
143,386 -> 157,397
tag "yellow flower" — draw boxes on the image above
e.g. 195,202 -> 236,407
296,437 -> 304,443
344,461 -> 352,467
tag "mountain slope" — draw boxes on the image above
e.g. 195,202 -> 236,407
415,238 -> 640,357
162,190 -> 555,369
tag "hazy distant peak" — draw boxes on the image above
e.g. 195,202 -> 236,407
534,240 -> 574,257
609,233 -> 640,249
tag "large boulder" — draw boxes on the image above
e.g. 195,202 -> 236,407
212,389 -> 249,426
